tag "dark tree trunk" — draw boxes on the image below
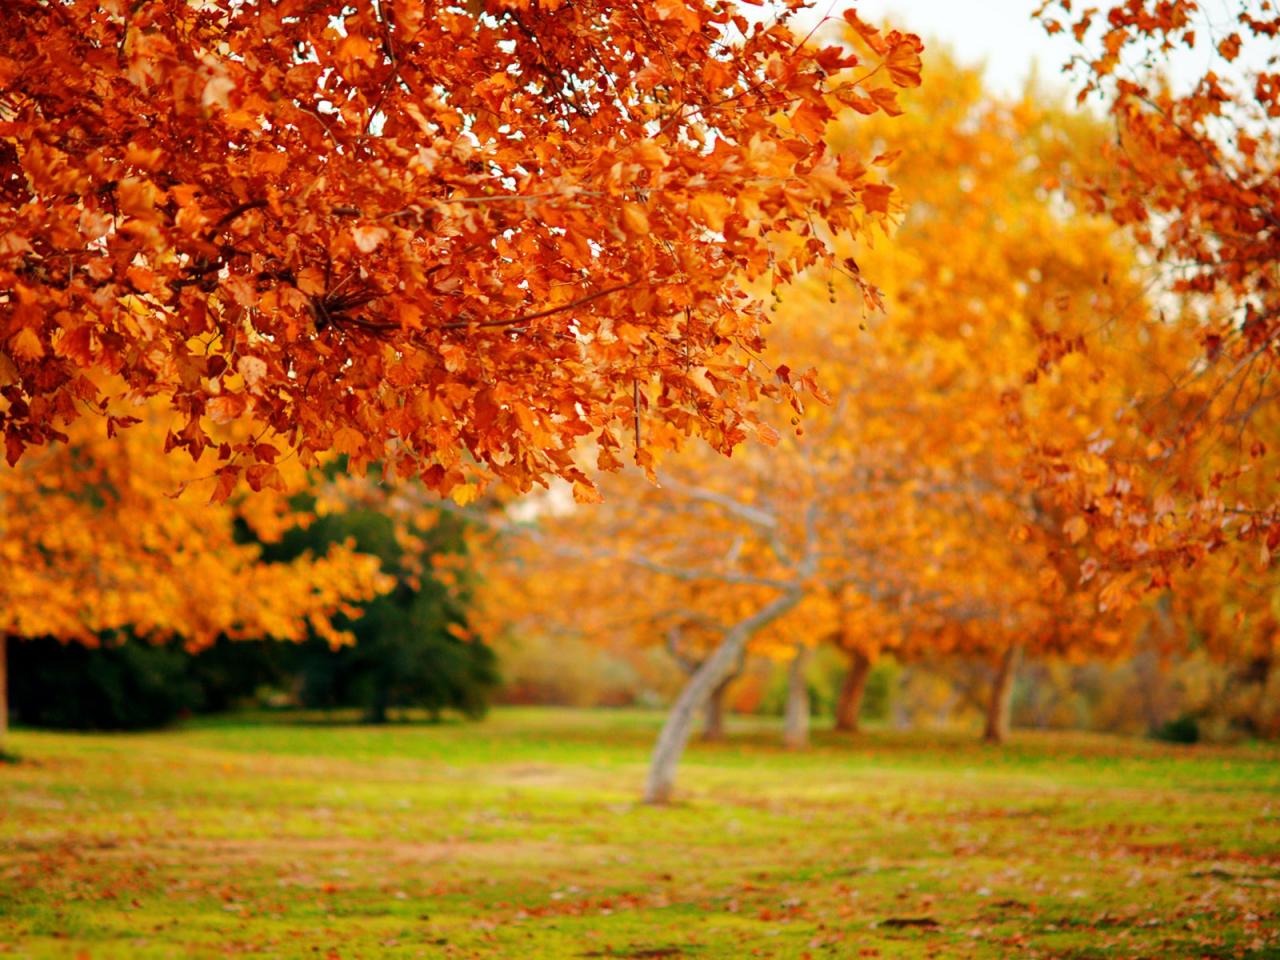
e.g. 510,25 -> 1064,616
783,644 -> 812,750
0,635 -> 8,752
702,676 -> 730,742
834,649 -> 873,733
367,682 -> 390,725
983,643 -> 1022,744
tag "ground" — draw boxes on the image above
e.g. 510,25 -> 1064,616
1,709 -> 1278,959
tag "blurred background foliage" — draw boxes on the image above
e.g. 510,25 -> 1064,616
10,499 -> 499,730
9,588 -> 1279,744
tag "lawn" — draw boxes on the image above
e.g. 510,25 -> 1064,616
1,708 -> 1278,959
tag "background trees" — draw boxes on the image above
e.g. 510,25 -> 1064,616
0,407 -> 389,750
0,0 -> 921,744
262,492 -> 498,723
474,45 -> 1184,798
7,0 -> 1280,780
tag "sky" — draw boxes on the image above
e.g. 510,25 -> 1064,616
846,0 -> 1080,96
782,0 -> 1247,100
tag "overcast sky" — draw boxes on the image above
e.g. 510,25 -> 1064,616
828,1 -> 1261,99
846,0 -> 1080,96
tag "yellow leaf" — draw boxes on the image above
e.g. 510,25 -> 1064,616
572,480 -> 603,504
690,193 -> 730,232
633,139 -> 670,172
450,483 -> 479,506
332,426 -> 365,456
1064,516 -> 1088,544
9,327 -> 43,360
790,100 -> 831,142
620,201 -> 650,236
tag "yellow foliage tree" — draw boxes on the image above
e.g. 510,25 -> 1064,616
476,45 -> 1183,800
0,402 -> 391,749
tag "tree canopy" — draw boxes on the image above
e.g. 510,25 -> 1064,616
1,0 -> 921,502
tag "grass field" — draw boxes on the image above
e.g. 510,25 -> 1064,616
1,708 -> 1278,959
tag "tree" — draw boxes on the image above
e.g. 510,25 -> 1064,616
475,46 -> 1178,801
812,42 -> 1171,744
0,0 -> 921,502
262,490 -> 499,723
0,406 -> 390,750
1032,0 -> 1280,587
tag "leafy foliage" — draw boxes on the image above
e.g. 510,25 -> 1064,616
1032,0 -> 1280,601
0,0 -> 920,502
0,406 -> 390,649
265,500 -> 498,722
474,47 -> 1170,782
8,635 -> 197,730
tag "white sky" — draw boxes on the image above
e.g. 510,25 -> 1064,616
783,0 -> 1249,100
847,0 -> 1080,97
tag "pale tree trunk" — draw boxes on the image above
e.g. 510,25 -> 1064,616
834,649 -> 873,733
645,592 -> 802,804
783,644 -> 812,750
983,642 -> 1022,744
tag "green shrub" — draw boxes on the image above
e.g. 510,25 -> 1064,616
1152,714 -> 1200,744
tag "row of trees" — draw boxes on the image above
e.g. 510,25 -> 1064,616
473,16 -> 1280,799
2,0 -> 1278,802
0,0 -> 921,752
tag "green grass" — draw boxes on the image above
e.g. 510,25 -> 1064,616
2,708 -> 1279,958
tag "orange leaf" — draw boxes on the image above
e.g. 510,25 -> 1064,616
8,327 -> 43,360
621,201 -> 650,237
1064,516 -> 1088,544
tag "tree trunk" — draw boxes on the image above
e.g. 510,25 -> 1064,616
702,648 -> 747,742
783,644 -> 812,750
644,592 -> 801,804
367,680 -> 389,725
702,676 -> 730,742
1260,656 -> 1280,739
0,634 -> 7,753
834,649 -> 873,733
983,642 -> 1022,744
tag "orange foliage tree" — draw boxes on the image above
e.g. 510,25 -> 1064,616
767,46 -> 1167,745
1032,1 -> 1280,589
1,0 -> 920,502
476,47 -> 1183,799
0,405 -> 391,750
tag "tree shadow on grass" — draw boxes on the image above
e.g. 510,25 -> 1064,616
180,707 -> 470,729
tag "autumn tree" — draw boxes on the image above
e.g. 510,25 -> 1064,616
0,405 -> 390,752
475,45 -> 1185,800
282,470 -> 498,722
1,0 -> 922,503
1030,0 -> 1280,591
812,40 -> 1181,745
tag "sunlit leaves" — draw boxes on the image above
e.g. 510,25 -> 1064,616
1033,0 -> 1280,610
0,399 -> 391,648
0,0 -> 922,502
